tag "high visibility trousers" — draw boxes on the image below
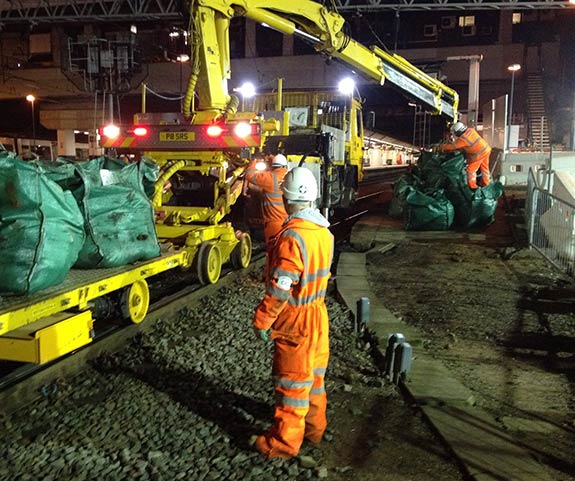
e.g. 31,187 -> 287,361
466,153 -> 491,189
256,314 -> 329,458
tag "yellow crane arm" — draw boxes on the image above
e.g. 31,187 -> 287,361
190,0 -> 459,120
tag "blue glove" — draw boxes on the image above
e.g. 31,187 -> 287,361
253,327 -> 270,341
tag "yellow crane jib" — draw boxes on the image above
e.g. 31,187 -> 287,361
192,0 -> 459,120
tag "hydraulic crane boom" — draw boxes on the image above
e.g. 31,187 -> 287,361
185,0 -> 459,122
100,0 -> 461,283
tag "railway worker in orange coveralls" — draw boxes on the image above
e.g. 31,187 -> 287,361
440,121 -> 492,189
252,166 -> 334,459
244,153 -> 289,246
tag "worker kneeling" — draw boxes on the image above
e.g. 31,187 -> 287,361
252,167 -> 334,459
244,153 -> 289,246
440,121 -> 491,189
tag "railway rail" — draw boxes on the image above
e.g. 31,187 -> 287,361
0,164 -> 409,398
0,241 -> 465,481
1,171 -> 555,481
0,250 -> 266,404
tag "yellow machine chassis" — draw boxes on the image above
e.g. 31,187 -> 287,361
0,251 -> 187,364
148,150 -> 250,286
157,222 -> 241,285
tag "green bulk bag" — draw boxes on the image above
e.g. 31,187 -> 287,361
441,153 -> 475,210
418,151 -> 446,191
0,153 -> 84,294
405,188 -> 454,231
140,156 -> 160,200
69,157 -> 161,268
389,176 -> 414,219
439,152 -> 468,188
437,152 -> 503,228
454,182 -> 504,229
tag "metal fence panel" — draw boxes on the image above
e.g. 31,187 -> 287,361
527,167 -> 575,277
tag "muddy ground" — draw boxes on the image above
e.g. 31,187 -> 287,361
365,231 -> 575,480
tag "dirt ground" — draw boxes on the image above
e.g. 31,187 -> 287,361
365,233 -> 575,480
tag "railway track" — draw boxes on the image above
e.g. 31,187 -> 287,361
1,164 -> 556,481
329,165 -> 408,235
0,243 -> 465,481
0,251 -> 267,410
360,165 -> 410,187
0,166 -> 409,402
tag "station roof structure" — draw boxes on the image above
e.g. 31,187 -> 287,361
0,0 -> 572,25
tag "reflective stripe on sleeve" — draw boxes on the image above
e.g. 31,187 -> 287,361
313,367 -> 327,377
283,229 -> 308,285
274,377 -> 314,389
263,198 -> 284,207
266,283 -> 291,300
310,386 -> 325,396
272,268 -> 300,282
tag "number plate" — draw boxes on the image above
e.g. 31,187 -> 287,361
160,132 -> 196,142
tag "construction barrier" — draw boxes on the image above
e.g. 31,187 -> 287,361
527,167 -> 575,277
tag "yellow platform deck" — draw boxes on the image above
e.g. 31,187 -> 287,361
0,249 -> 186,337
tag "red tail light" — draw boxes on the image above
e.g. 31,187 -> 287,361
133,126 -> 149,137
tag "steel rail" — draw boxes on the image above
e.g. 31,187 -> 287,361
0,253 -> 266,414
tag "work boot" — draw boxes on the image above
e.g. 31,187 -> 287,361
254,434 -> 295,460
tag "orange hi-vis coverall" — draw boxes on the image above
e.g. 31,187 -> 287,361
441,127 -> 492,189
253,208 -> 334,459
244,162 -> 288,245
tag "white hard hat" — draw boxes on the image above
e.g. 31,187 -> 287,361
451,121 -> 467,136
271,153 -> 288,167
281,166 -> 318,202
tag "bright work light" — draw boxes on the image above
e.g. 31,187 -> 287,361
238,82 -> 256,98
338,77 -> 355,96
103,124 -> 120,139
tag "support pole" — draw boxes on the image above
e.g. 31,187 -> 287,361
57,129 -> 76,157
446,55 -> 483,127
468,57 -> 480,127
276,77 -> 283,111
108,93 -> 114,124
507,71 -> 516,152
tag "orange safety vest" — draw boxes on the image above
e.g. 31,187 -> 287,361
253,209 -> 334,459
253,211 -> 333,332
244,163 -> 288,226
442,127 -> 491,161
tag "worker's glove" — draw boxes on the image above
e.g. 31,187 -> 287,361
253,327 -> 271,342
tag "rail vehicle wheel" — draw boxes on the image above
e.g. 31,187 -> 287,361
197,241 -> 222,285
230,232 -> 252,269
120,279 -> 150,324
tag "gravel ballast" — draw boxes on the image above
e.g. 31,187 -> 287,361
0,269 -> 463,481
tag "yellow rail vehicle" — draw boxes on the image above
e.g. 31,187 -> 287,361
0,251 -> 187,364
100,0 -> 459,280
